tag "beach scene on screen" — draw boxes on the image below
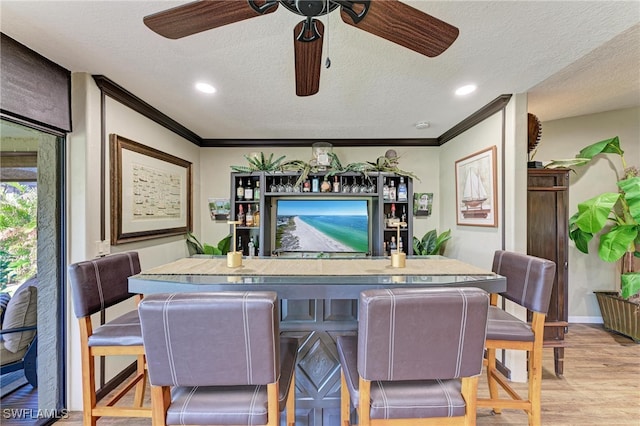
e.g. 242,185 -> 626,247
276,200 -> 369,253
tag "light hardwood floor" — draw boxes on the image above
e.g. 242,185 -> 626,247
47,324 -> 640,425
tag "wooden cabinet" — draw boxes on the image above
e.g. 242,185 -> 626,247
230,172 -> 413,257
527,168 -> 569,376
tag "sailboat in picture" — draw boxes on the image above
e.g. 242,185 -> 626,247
461,168 -> 490,218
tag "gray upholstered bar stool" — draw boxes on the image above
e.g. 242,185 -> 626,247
337,287 -> 489,425
138,291 -> 298,426
68,252 -> 151,426
477,250 -> 556,426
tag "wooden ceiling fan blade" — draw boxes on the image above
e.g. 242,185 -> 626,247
294,19 -> 324,96
144,0 -> 278,40
340,0 -> 459,57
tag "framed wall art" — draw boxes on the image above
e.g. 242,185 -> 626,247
209,197 -> 231,221
110,134 -> 192,244
413,192 -> 433,217
455,146 -> 497,227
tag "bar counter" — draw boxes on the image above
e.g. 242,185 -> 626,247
129,256 -> 505,426
129,256 -> 505,297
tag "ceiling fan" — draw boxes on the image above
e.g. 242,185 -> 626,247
144,1 -> 459,96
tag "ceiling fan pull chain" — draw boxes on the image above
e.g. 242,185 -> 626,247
325,0 -> 331,68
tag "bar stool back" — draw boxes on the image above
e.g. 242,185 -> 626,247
138,291 -> 298,426
477,250 -> 556,425
337,287 -> 489,425
68,251 -> 151,426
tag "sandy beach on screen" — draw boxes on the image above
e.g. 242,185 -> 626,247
287,216 -> 352,252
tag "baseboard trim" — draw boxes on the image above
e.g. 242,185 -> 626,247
568,316 -> 603,324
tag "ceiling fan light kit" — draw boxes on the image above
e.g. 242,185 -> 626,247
144,0 -> 459,96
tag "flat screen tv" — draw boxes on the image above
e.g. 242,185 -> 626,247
275,199 -> 370,254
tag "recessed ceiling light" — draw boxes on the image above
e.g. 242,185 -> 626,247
195,82 -> 216,94
415,121 -> 430,130
455,84 -> 477,96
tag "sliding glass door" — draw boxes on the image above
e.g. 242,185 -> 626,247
1,118 -> 66,424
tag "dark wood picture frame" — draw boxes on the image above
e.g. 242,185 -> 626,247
455,146 -> 498,227
110,134 -> 192,244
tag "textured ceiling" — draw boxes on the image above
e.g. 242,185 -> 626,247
1,1 -> 639,141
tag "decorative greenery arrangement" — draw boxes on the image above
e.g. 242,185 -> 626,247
546,136 -> 640,300
186,232 -> 232,256
413,229 -> 451,256
231,151 -> 419,185
0,183 -> 37,291
230,152 -> 286,173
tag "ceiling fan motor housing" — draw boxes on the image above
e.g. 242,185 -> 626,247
296,0 -> 326,16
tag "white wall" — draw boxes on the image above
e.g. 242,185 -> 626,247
533,107 -> 640,322
438,94 -> 529,381
66,73 -> 201,410
438,94 -> 528,265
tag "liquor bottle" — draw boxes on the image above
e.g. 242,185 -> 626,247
321,179 -> 331,192
253,180 -> 261,200
303,179 -> 311,192
237,235 -> 243,254
333,176 -> 340,193
387,203 -> 399,227
253,208 -> 260,227
312,176 -> 320,192
236,178 -> 244,200
389,179 -> 397,201
382,178 -> 389,200
389,236 -> 397,252
248,237 -> 255,258
397,176 -> 407,202
237,204 -> 245,226
244,179 -> 253,200
245,204 -> 254,227
401,206 -> 407,226
398,237 -> 404,253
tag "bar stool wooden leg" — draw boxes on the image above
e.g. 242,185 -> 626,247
81,352 -> 97,425
150,386 -> 169,426
133,354 -> 147,407
358,378 -> 371,426
485,347 -> 502,414
529,340 -> 544,425
340,371 -> 350,426
462,376 -> 479,426
286,370 -> 295,426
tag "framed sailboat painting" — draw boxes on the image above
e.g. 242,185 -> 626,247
455,146 -> 497,227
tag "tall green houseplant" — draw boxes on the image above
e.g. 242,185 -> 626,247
547,136 -> 640,299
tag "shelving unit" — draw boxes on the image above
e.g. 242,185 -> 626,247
230,172 -> 413,257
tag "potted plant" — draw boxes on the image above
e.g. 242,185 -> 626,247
413,229 -> 451,256
547,136 -> 640,341
186,232 -> 232,256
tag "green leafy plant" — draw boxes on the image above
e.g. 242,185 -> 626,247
231,152 -> 286,173
0,183 -> 37,291
413,229 -> 451,256
546,136 -> 640,299
280,159 -> 313,187
367,155 -> 420,181
186,232 -> 232,256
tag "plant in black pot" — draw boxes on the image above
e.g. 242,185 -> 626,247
547,136 -> 639,341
